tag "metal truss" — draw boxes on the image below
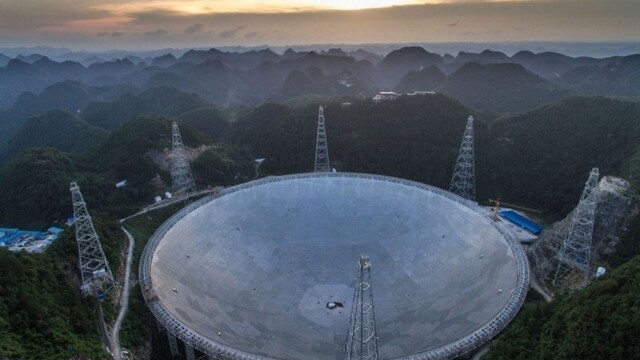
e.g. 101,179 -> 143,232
70,181 -> 115,297
553,167 -> 600,285
314,105 -> 331,172
345,256 -> 379,360
449,115 -> 476,202
171,122 -> 197,194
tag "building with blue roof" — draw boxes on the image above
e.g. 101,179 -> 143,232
0,228 -> 21,246
48,227 -> 64,234
499,210 -> 543,235
0,227 -> 61,252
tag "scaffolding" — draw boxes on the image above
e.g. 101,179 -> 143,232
553,168 -> 600,285
70,182 -> 115,297
449,115 -> 476,202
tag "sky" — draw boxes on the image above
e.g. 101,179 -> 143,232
0,0 -> 639,50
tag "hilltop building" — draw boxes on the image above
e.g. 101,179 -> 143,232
373,91 -> 436,102
373,91 -> 401,102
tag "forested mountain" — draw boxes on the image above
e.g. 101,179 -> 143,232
376,47 -> 443,87
229,95 -> 477,184
0,149 -> 77,229
0,113 -> 251,229
1,92 -> 637,226
0,80 -> 136,145
0,110 -> 108,166
229,95 -> 640,218
0,86 -> 218,167
0,81 -> 97,145
174,106 -> 235,141
191,144 -> 256,185
2,46 -> 639,117
556,56 -> 640,96
275,68 -> 373,100
395,65 -> 446,93
0,204 -> 126,359
88,116 -> 210,182
0,232 -> 115,359
479,96 -> 640,217
82,86 -> 206,131
437,63 -> 568,112
485,253 -> 640,360
0,53 -> 10,67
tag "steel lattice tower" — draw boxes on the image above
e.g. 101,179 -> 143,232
314,105 -> 331,172
449,115 -> 476,201
553,167 -> 600,285
171,122 -> 196,194
345,256 -> 379,360
70,182 -> 115,296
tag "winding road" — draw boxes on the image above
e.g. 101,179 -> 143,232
107,189 -> 218,360
109,227 -> 135,360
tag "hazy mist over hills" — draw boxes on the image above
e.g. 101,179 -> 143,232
2,42 -> 640,62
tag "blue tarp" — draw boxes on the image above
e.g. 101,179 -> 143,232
0,229 -> 45,246
48,227 -> 64,234
0,228 -> 20,246
500,210 -> 543,235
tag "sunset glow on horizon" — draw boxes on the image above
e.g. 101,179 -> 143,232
0,0 -> 638,50
95,0 -> 430,15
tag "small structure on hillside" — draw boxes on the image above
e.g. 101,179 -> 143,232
373,91 -> 401,102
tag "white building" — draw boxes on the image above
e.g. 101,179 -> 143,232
373,91 -> 401,103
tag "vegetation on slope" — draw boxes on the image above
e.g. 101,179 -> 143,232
485,254 -> 640,360
479,96 -> 640,218
174,105 -> 234,141
82,86 -> 206,131
0,215 -> 125,360
88,116 -> 210,184
438,63 -> 568,112
0,148 -> 77,229
229,94 -> 475,187
229,95 -> 640,218
395,65 -> 446,93
0,116 -> 212,229
191,144 -> 256,186
0,109 -> 109,166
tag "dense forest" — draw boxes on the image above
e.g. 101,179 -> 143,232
228,94 -> 640,219
485,254 -> 640,360
480,96 -> 640,217
0,109 -> 108,166
0,215 -> 124,359
0,115 -> 252,229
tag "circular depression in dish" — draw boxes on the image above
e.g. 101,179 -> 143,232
141,172 -> 527,359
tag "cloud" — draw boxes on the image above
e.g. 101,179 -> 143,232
184,23 -> 204,35
219,26 -> 245,39
244,31 -> 263,40
145,29 -> 168,36
97,31 -> 126,37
